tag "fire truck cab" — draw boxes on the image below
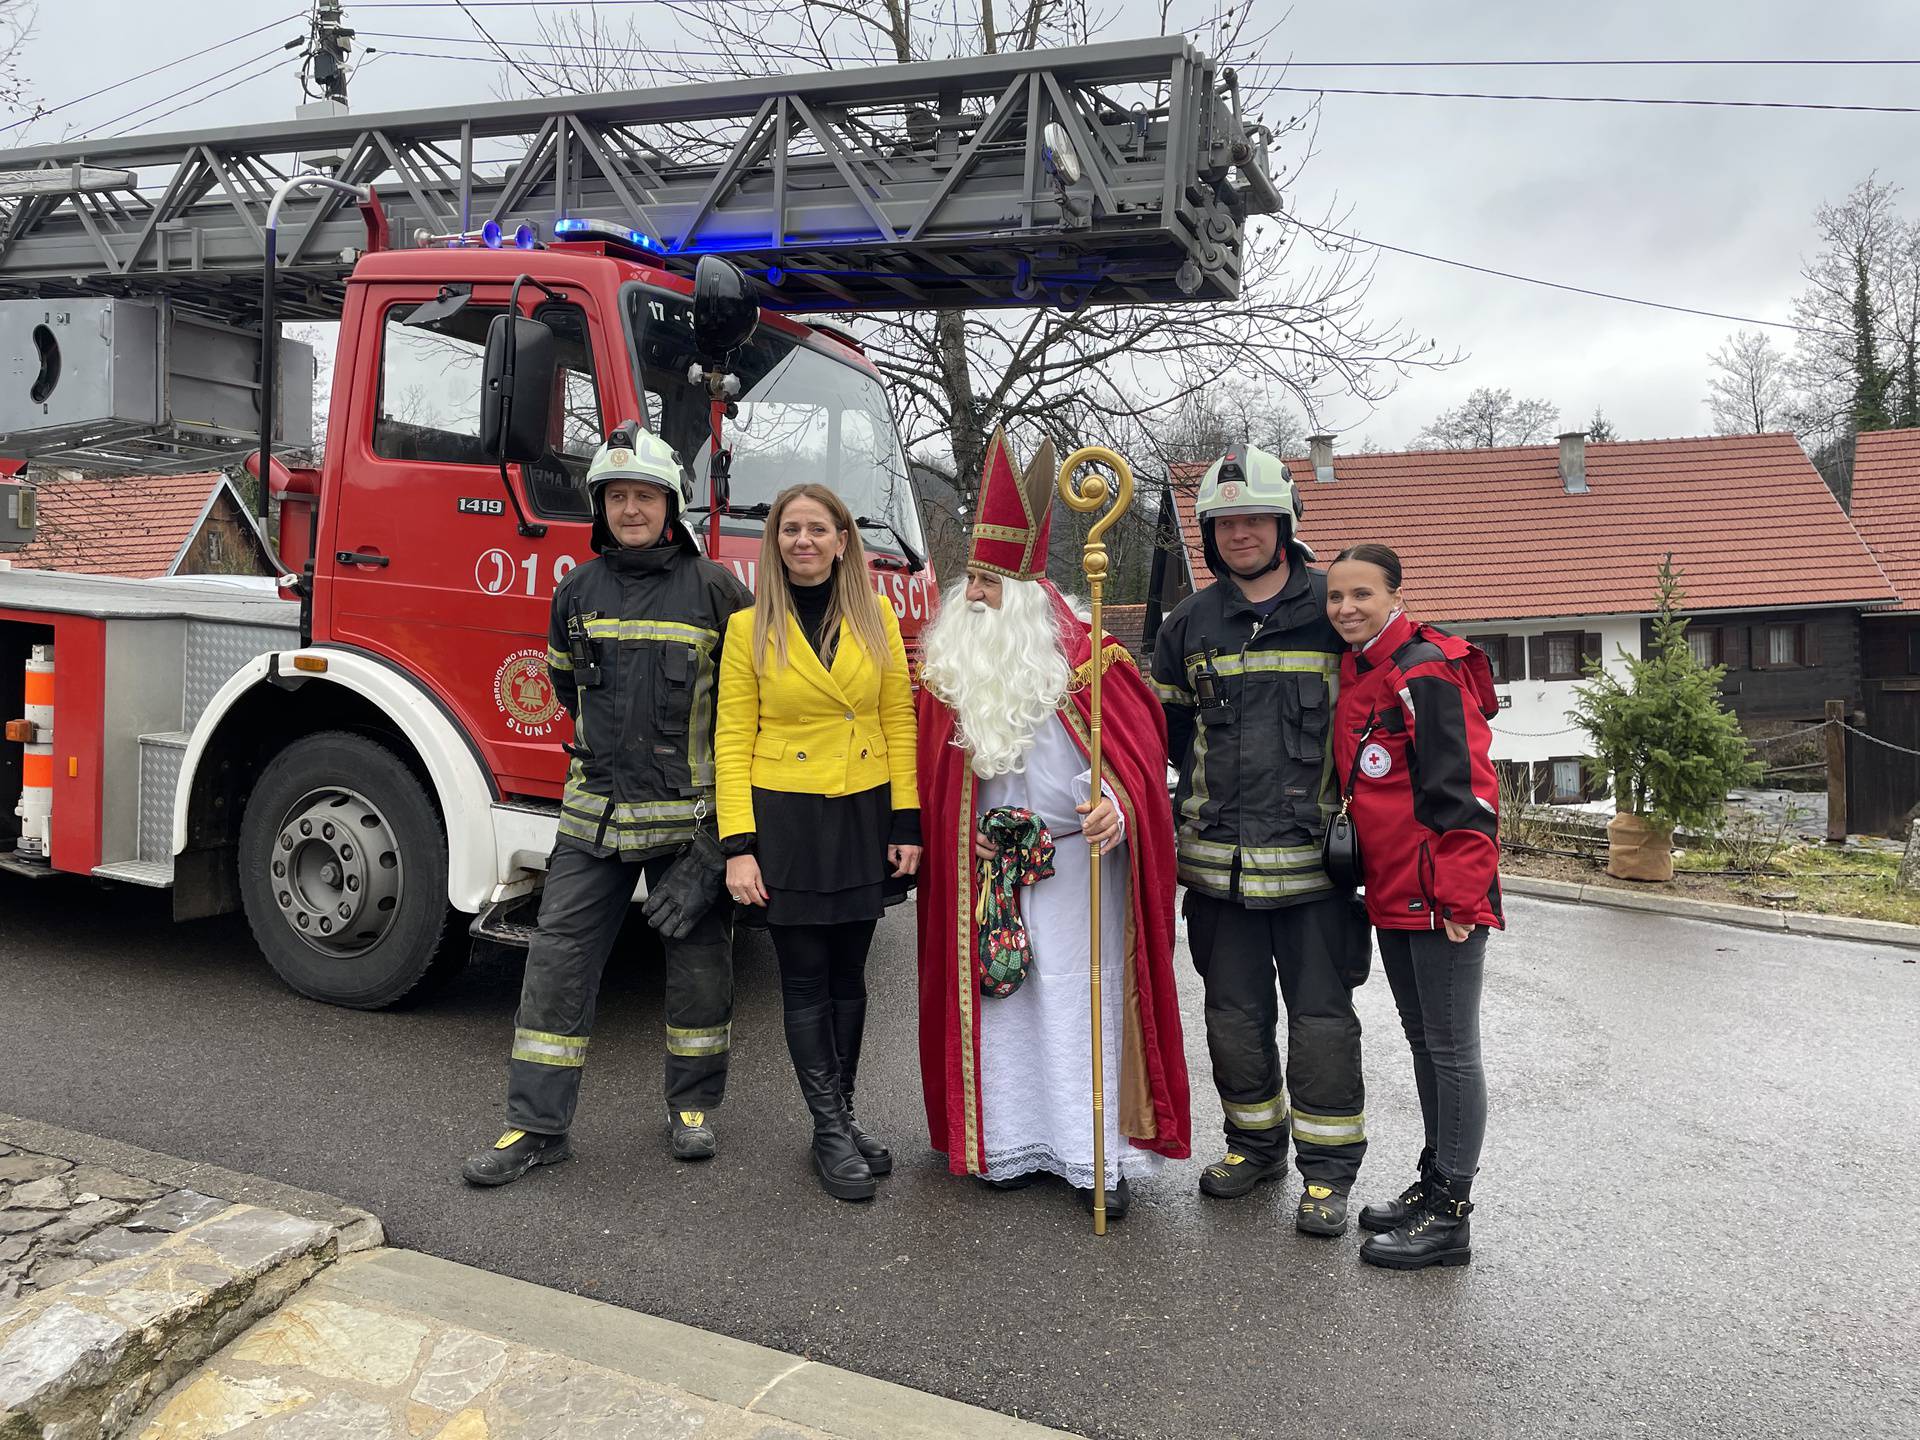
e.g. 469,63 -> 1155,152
0,233 -> 933,1008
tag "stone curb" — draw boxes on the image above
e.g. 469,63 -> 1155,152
0,1200 -> 340,1438
322,1248 -> 1076,1439
0,1117 -> 383,1254
1501,873 -> 1920,950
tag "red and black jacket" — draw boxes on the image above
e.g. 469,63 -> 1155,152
1334,610 -> 1504,932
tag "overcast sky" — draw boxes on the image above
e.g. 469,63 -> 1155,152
9,0 -> 1918,451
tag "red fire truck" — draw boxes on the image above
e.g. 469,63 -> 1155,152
0,39 -> 1277,1007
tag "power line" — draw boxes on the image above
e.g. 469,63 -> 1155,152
353,28 -> 1920,95
1257,83 -> 1920,115
122,55 -> 300,137
0,13 -> 305,136
1283,215 -> 1849,339
371,46 -> 805,80
76,43 -> 302,139
452,0 -> 552,94
350,0 -> 981,23
1274,58 -> 1920,68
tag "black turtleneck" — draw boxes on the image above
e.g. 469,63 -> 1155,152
790,576 -> 835,657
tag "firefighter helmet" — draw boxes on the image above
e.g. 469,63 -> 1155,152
1194,443 -> 1306,578
585,423 -> 695,553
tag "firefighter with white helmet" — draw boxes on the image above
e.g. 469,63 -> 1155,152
464,422 -> 752,1185
1149,442 -> 1373,1235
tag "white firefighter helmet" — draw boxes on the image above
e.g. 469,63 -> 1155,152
1194,443 -> 1308,577
585,424 -> 694,552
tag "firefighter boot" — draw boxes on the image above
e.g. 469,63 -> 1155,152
832,996 -> 892,1175
669,1108 -> 717,1161
785,1002 -> 876,1203
461,1128 -> 572,1187
1199,1151 -> 1288,1199
1295,1180 -> 1350,1236
1361,1175 -> 1474,1270
1359,1147 -> 1435,1234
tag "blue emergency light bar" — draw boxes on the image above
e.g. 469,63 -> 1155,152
553,218 -> 660,253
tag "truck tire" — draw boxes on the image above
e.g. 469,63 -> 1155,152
239,730 -> 460,1009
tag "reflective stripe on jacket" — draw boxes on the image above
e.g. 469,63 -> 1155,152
545,543 -> 752,860
1152,553 -> 1344,908
1333,610 -> 1505,931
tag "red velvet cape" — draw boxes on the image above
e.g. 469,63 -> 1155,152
916,585 -> 1190,1174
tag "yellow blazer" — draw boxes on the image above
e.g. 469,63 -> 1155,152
714,600 -> 918,839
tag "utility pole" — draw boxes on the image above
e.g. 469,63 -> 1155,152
308,3 -> 354,108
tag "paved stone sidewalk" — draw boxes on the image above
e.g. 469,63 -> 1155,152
132,1249 -> 1072,1440
1,1143 -> 224,1307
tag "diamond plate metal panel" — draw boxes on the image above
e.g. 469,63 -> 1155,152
138,738 -> 183,864
183,620 -> 297,728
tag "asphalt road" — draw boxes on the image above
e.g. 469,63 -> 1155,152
4,877 -> 1918,1439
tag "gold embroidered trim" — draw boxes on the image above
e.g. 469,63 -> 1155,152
1070,640 -> 1138,689
955,768 -> 981,1173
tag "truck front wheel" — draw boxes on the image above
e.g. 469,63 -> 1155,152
239,730 -> 459,1008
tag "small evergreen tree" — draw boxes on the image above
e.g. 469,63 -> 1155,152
1571,557 -> 1761,831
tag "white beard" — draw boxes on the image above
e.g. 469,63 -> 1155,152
921,577 -> 1072,778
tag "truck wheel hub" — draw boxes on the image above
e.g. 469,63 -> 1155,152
272,787 -> 402,957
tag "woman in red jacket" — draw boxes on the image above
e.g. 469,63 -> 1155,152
1326,543 -> 1502,1271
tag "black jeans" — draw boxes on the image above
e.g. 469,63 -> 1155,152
1377,926 -> 1488,1185
767,919 -> 878,1015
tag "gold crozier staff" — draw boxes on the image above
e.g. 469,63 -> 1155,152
1055,445 -> 1135,1235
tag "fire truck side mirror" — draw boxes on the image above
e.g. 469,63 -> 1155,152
692,256 -> 757,363
482,314 -> 557,464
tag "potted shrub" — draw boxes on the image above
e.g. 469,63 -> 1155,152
1570,557 -> 1761,881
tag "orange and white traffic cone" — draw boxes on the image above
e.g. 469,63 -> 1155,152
7,644 -> 53,859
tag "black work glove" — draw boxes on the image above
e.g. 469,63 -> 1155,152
642,831 -> 728,940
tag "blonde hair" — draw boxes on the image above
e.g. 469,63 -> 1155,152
751,484 -> 893,673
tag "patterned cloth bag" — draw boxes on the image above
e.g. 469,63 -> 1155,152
974,806 -> 1056,998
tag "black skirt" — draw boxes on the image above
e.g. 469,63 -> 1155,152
752,784 -> 912,926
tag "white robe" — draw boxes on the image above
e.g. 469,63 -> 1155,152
977,713 -> 1164,1189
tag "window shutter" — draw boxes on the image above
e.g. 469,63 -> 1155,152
1723,624 -> 1747,671
1507,635 -> 1527,681
1801,622 -> 1820,666
1582,758 -> 1606,802
1529,634 -> 1549,680
1750,625 -> 1770,670
1580,633 -> 1602,669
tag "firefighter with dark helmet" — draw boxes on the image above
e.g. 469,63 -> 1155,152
463,423 -> 751,1186
1150,442 -> 1372,1234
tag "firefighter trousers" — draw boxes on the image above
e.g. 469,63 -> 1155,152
506,842 -> 734,1135
1184,888 -> 1370,1186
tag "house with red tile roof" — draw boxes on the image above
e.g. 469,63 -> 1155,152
1152,431 -> 1897,803
8,472 -> 275,580
1835,428 -> 1920,833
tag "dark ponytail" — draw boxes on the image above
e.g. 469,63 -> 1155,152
1332,543 -> 1403,591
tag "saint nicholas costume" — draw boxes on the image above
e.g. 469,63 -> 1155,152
916,430 -> 1190,1192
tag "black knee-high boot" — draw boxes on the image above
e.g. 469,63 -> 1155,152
785,1001 -> 875,1202
831,997 -> 892,1175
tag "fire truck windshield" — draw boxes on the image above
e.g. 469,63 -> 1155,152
623,284 -> 925,561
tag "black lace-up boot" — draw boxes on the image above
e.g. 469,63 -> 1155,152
1359,1146 -> 1435,1234
1360,1173 -> 1473,1270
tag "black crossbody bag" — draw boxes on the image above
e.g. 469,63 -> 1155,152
1322,717 -> 1375,892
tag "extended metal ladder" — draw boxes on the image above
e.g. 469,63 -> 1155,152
0,37 -> 1276,320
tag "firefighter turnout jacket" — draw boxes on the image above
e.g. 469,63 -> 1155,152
1333,609 -> 1504,931
545,540 -> 752,860
1152,549 -> 1345,907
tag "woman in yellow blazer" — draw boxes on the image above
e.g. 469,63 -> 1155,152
715,482 -> 920,1202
